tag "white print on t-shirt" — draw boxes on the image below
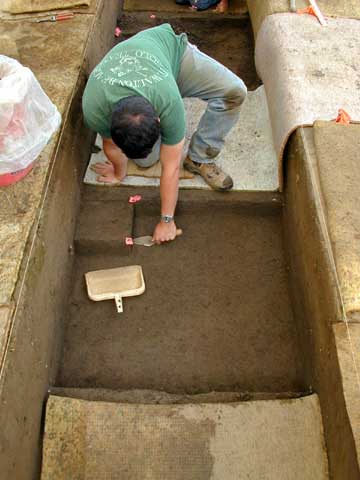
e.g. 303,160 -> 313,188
93,49 -> 169,88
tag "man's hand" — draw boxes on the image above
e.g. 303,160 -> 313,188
97,171 -> 123,184
91,160 -> 123,184
97,137 -> 128,183
152,221 -> 177,245
92,160 -> 115,176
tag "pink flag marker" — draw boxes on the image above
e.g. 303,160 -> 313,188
128,195 -> 142,204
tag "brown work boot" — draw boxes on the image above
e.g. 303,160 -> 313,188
183,156 -> 233,191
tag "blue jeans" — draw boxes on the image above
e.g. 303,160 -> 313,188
135,43 -> 247,167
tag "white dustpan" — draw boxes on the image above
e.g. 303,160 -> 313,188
85,265 -> 145,313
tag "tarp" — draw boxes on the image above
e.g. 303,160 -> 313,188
255,14 -> 360,189
247,0 -> 360,37
41,394 -> 328,479
85,88 -> 279,191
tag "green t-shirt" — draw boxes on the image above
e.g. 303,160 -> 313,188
82,24 -> 188,145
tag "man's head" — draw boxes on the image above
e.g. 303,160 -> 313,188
110,96 -> 160,159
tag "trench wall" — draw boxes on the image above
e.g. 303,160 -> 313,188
0,2 -> 119,478
283,128 -> 360,480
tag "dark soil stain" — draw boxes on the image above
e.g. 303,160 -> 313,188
117,13 -> 261,91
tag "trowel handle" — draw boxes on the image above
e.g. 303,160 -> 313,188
150,228 -> 182,246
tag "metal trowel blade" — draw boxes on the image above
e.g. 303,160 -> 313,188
133,229 -> 182,247
133,236 -> 155,247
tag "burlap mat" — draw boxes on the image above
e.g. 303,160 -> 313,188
256,14 -> 360,189
2,0 -> 90,14
314,121 -> 360,321
247,0 -> 360,38
89,134 -> 194,180
127,159 -> 193,179
41,395 -> 328,479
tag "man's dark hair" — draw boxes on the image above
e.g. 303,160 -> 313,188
110,96 -> 160,159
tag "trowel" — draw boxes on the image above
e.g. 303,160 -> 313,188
133,229 -> 183,247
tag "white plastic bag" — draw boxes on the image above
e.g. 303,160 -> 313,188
0,55 -> 61,176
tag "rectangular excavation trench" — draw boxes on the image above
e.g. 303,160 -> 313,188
55,12 -> 306,397
5,6 -> 352,480
57,189 -> 306,395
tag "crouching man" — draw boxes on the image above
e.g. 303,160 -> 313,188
82,23 -> 247,244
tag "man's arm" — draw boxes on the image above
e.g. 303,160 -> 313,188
93,137 -> 128,183
152,139 -> 185,244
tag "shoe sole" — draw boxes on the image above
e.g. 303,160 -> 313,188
184,161 -> 233,191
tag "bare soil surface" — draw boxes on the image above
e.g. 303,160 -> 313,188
57,189 -> 305,394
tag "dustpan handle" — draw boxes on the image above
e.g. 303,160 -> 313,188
114,294 -> 123,313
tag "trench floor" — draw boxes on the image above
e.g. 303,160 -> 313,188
57,189 -> 305,394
